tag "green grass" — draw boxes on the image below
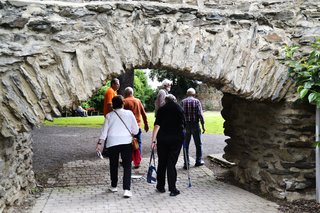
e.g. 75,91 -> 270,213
44,111 -> 224,134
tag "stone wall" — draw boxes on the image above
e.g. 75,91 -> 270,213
0,0 -> 319,211
197,84 -> 223,111
222,94 -> 315,201
0,133 -> 35,212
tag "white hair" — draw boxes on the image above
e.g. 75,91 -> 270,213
187,88 -> 196,95
124,87 -> 134,96
162,79 -> 172,87
165,94 -> 177,103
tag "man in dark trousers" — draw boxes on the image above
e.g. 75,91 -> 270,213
181,88 -> 205,169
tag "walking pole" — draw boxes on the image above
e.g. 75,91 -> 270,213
183,140 -> 192,188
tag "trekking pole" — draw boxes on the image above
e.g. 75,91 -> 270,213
183,140 -> 192,188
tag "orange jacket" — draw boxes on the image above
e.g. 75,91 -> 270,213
103,87 -> 117,116
123,96 -> 148,128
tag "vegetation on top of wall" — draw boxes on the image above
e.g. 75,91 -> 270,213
284,38 -> 320,146
284,38 -> 320,107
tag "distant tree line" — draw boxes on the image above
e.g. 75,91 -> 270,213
82,69 -> 201,112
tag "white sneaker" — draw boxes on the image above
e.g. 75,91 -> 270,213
123,190 -> 132,198
109,187 -> 118,192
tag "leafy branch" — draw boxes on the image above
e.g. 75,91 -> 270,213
284,38 -> 320,107
283,38 -> 320,146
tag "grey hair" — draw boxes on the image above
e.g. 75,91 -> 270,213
162,79 -> 172,87
124,87 -> 134,96
187,88 -> 196,95
165,94 -> 177,103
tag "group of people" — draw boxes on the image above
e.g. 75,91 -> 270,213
96,77 -> 205,198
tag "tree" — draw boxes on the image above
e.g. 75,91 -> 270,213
149,69 -> 199,101
81,83 -> 109,113
82,70 -> 156,112
134,69 -> 155,112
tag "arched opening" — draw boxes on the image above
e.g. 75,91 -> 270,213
0,0 -> 317,211
31,68 -> 228,187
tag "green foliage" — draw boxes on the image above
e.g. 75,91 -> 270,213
81,102 -> 91,109
90,85 -> 108,112
149,69 -> 199,101
82,85 -> 108,113
314,141 -> 320,147
284,38 -> 320,107
133,69 -> 155,112
83,71 -> 155,112
81,82 -> 109,112
44,112 -> 225,134
134,69 -> 154,104
284,39 -> 320,148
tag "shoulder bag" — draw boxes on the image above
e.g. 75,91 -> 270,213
114,110 -> 139,151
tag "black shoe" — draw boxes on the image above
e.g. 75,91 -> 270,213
195,161 -> 204,167
183,164 -> 190,170
156,187 -> 165,193
169,189 -> 180,196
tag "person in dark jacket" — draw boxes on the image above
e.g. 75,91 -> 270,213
151,94 -> 185,196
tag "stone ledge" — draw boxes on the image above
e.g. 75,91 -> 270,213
208,153 -> 235,168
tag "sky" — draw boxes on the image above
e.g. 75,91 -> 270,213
143,69 -> 161,89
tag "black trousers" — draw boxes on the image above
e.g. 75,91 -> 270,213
108,144 -> 132,190
156,137 -> 183,192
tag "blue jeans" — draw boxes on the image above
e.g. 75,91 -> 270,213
134,128 -> 142,156
183,122 -> 203,165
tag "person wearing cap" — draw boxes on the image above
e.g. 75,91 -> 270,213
154,79 -> 172,116
181,88 -> 205,169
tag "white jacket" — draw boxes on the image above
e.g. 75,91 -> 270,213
99,108 -> 139,148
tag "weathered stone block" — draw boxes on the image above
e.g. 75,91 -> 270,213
0,17 -> 28,29
281,161 -> 315,170
0,1 -> 319,211
27,20 -> 52,33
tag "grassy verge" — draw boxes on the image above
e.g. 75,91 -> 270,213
44,111 -> 224,134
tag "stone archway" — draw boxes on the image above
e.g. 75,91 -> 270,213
0,0 -> 319,210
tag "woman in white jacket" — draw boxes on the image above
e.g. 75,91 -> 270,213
96,95 -> 139,198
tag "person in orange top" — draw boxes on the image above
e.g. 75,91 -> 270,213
123,87 -> 149,163
103,78 -> 120,117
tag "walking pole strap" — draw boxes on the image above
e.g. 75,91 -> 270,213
149,147 -> 156,167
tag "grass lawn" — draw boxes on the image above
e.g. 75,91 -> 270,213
44,111 -> 224,134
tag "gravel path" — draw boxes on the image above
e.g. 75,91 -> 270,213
31,126 -> 228,173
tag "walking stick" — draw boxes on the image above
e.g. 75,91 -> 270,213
183,140 -> 192,188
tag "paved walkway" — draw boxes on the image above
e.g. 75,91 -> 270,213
29,156 -> 280,213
